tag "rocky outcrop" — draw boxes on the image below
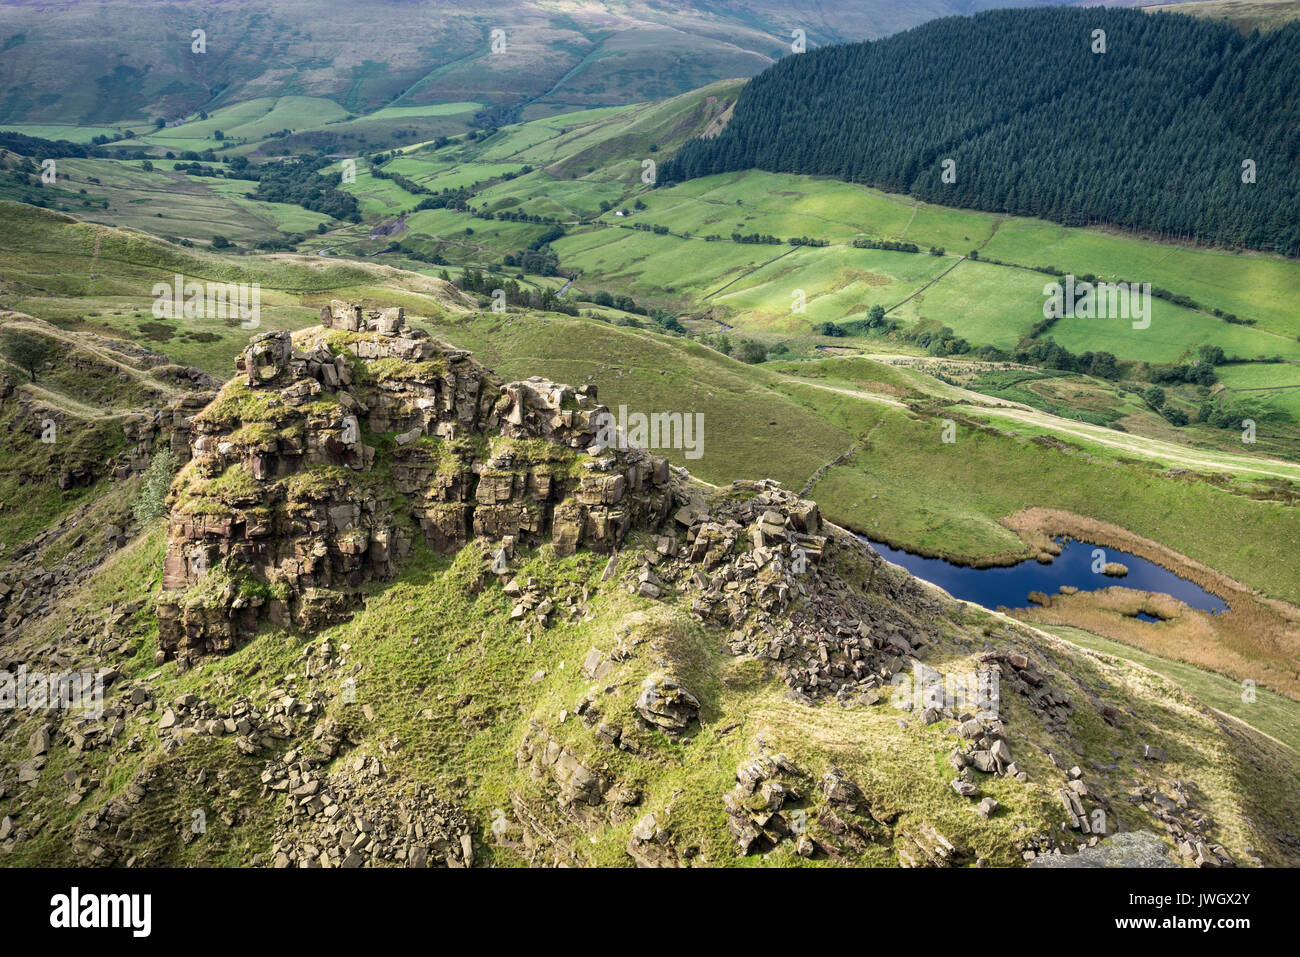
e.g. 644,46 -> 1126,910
517,721 -> 612,809
1028,831 -> 1177,868
634,675 -> 700,735
585,476 -> 943,704
946,712 -> 1023,804
516,720 -> 641,828
155,302 -> 679,667
896,821 -> 966,868
626,812 -> 682,867
723,750 -> 810,856
723,752 -> 892,861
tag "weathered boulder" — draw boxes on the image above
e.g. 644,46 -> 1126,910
239,330 -> 293,386
635,676 -> 700,734
1028,831 -> 1177,868
626,813 -> 681,868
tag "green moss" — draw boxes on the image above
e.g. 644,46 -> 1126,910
227,420 -> 279,446
367,357 -> 447,383
395,434 -> 479,478
300,396 -> 345,419
489,437 -> 582,479
238,577 -> 291,602
284,464 -> 352,501
204,462 -> 264,507
227,413 -> 309,448
195,379 -> 283,430
174,562 -> 235,612
319,329 -> 371,352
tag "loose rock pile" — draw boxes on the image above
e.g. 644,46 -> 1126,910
266,752 -> 474,868
985,650 -> 1075,743
813,768 -> 893,860
499,570 -> 588,629
946,712 -> 1022,807
1127,780 -> 1235,867
722,750 -> 895,861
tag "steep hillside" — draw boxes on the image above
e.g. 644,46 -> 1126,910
0,312 -> 218,650
0,0 -> 1040,128
1,306 -> 1297,868
663,7 -> 1300,254
1147,0 -> 1300,32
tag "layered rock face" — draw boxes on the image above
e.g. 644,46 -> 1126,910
156,302 -> 678,667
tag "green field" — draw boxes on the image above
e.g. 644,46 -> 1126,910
0,124 -> 124,143
401,208 -> 553,262
366,121 -> 1300,365
20,76 -> 1298,378
138,97 -> 351,149
709,245 -> 946,331
351,102 -> 481,121
1048,624 -> 1300,753
615,170 -> 918,243
387,158 -> 528,192
982,218 -> 1300,337
475,174 -> 625,221
337,166 -> 426,219
1216,362 -> 1300,421
53,158 -> 330,244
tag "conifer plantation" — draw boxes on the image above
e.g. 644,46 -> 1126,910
663,8 -> 1300,254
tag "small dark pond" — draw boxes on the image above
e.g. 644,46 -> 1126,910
862,537 -> 1228,614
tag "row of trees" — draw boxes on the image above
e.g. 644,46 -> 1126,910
447,269 -> 579,316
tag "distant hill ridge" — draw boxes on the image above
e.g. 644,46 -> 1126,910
0,0 -> 1038,127
662,7 -> 1300,255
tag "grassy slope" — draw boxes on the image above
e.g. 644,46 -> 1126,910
0,201 -> 468,370
2,197 -> 1295,599
3,202 -> 1297,691
0,313 -> 191,563
4,504 -> 1299,867
1046,623 -> 1300,753
550,179 -> 1300,361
